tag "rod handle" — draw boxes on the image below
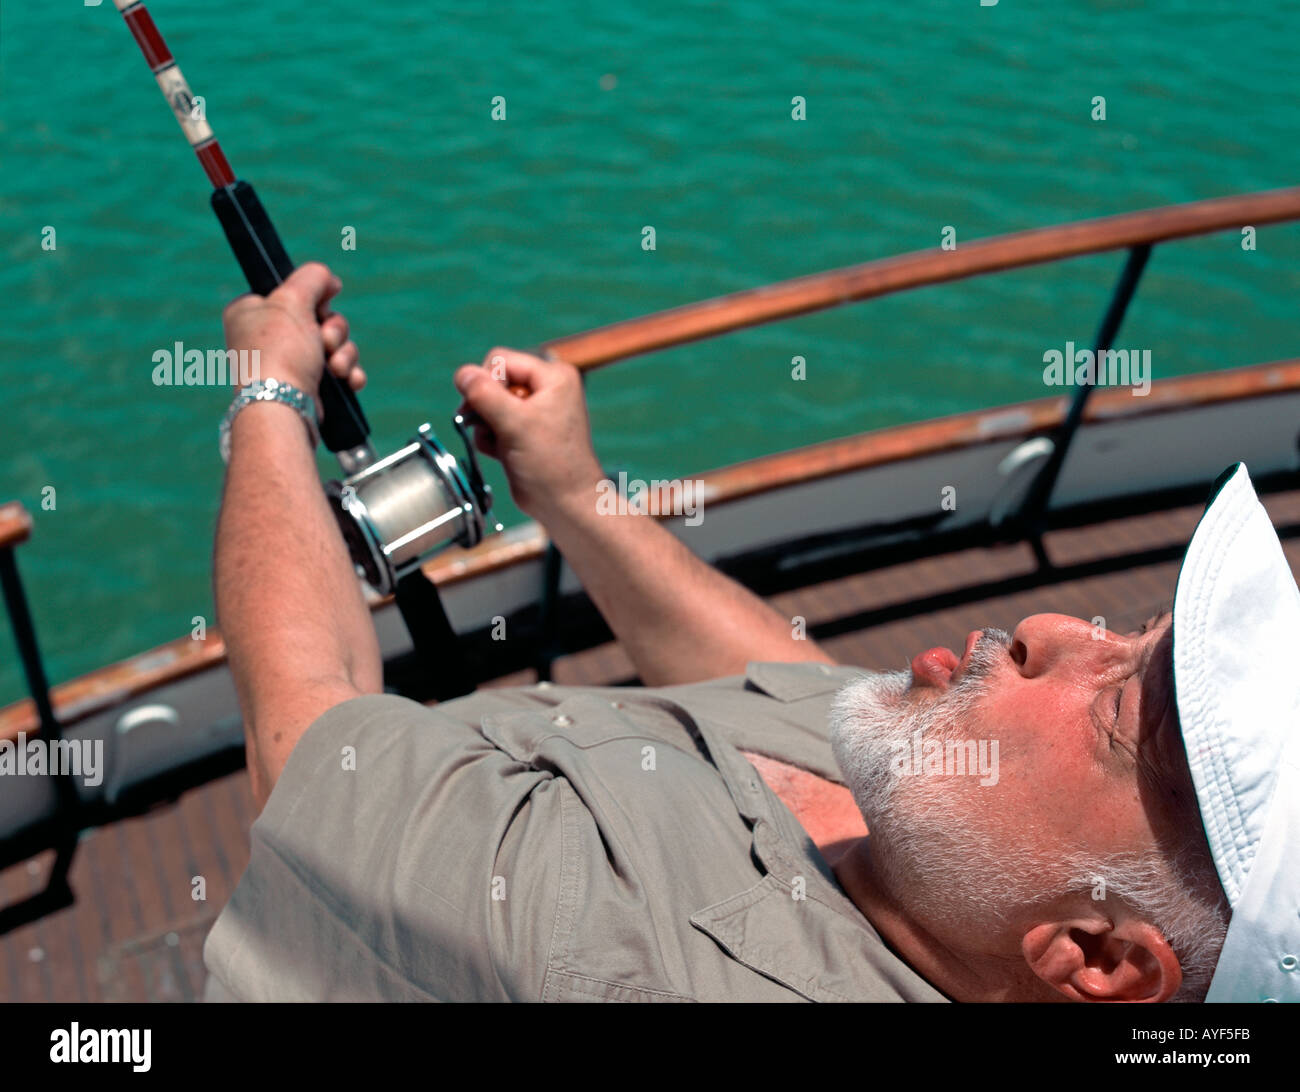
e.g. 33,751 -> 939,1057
210,180 -> 371,453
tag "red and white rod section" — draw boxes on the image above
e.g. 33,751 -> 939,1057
113,0 -> 236,188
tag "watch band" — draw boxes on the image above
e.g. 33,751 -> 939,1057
219,378 -> 320,464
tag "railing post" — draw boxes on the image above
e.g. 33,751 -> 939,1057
0,501 -> 79,933
1007,243 -> 1153,562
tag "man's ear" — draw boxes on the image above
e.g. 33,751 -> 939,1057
1021,917 -> 1182,1002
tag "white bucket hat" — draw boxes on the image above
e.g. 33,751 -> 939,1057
1173,462 -> 1300,1002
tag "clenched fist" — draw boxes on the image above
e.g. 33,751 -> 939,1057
222,262 -> 366,417
453,348 -> 603,520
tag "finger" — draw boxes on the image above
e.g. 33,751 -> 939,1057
320,312 -> 350,354
453,362 -> 485,395
477,347 -> 562,393
454,363 -> 527,436
348,366 -> 367,392
273,262 -> 342,318
315,288 -> 341,325
328,341 -> 359,377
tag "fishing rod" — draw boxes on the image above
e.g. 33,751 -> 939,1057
110,0 -> 373,469
112,0 -> 504,697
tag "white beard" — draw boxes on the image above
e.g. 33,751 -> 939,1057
828,669 -> 925,823
828,631 -> 1026,924
829,669 -> 989,827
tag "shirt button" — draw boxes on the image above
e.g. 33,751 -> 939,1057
1281,954 -> 1298,972
536,681 -> 553,690
817,664 -> 832,675
551,714 -> 574,727
610,700 -> 624,709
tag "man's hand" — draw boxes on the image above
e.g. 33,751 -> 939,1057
452,345 -> 835,685
222,262 -> 366,413
453,348 -> 603,520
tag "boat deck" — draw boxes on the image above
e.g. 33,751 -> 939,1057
6,489 -> 1300,1002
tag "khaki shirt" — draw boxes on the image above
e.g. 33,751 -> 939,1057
202,661 -> 948,1002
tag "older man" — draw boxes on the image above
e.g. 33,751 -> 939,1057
203,264 -> 1296,1003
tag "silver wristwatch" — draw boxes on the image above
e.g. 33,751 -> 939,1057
219,378 -> 320,464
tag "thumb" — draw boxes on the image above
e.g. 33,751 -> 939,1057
273,262 -> 342,320
454,365 -> 522,437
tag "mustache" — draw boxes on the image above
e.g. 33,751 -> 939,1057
955,626 -> 1013,684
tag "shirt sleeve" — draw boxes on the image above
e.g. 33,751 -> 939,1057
201,693 -> 565,1001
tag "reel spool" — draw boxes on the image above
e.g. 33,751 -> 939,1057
325,413 -> 501,596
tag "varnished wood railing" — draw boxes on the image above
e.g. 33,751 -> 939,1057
541,186 -> 1300,368
0,502 -> 32,549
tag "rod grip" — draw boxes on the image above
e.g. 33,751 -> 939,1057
210,180 -> 370,452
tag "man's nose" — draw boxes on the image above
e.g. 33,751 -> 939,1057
1009,613 -> 1121,677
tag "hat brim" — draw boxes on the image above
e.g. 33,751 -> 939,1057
1172,462 -> 1300,1001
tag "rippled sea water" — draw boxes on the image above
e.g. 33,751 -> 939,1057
1,0 -> 1296,698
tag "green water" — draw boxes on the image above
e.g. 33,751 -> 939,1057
1,1 -> 1296,701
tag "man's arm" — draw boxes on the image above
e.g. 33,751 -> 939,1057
214,264 -> 381,808
454,349 -> 834,686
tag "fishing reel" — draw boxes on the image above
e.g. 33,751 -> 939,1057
325,412 -> 501,597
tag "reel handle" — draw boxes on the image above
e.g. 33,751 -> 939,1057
211,180 -> 371,455
452,383 -> 530,532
